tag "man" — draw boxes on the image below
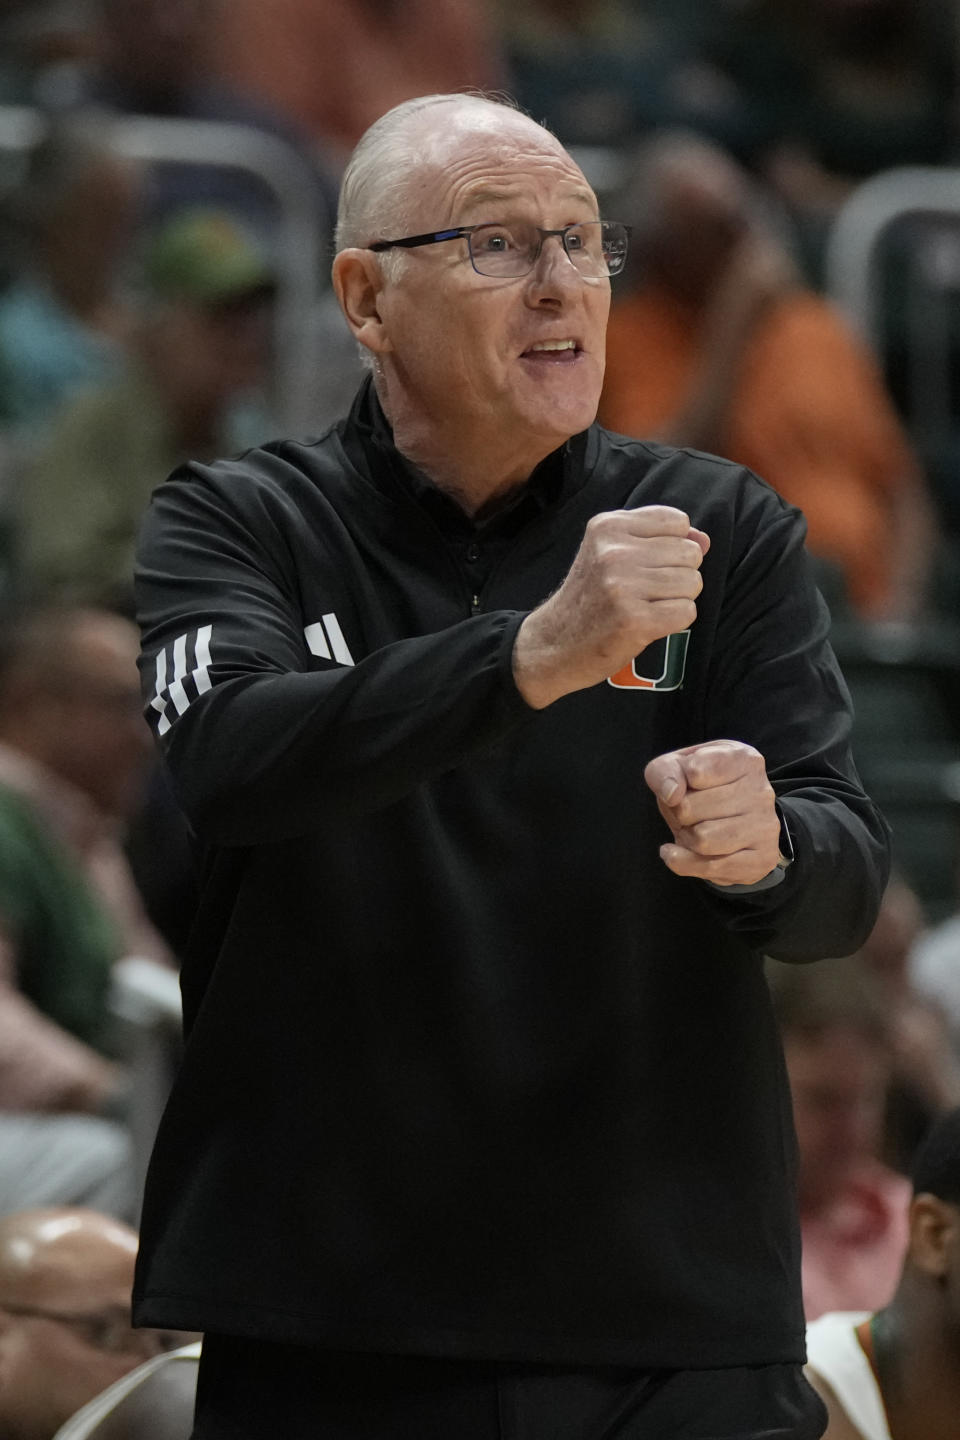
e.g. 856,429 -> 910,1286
18,208 -> 277,614
133,93 -> 890,1437
0,608 -> 171,1217
805,1104 -> 960,1440
856,874 -> 960,1174
75,0 -> 338,240
0,113 -> 138,435
0,1207 -> 180,1440
911,902 -> 960,1054
767,957 -> 912,1320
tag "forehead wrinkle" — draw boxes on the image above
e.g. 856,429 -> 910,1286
449,166 -> 596,228
405,123 -> 596,227
462,184 -> 597,216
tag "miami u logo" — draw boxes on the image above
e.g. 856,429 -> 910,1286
608,630 -> 690,691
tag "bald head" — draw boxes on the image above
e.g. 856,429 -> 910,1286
335,93 -> 561,254
0,1207 -> 138,1303
0,1208 -> 145,1440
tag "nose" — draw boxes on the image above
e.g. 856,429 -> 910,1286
526,234 -> 581,300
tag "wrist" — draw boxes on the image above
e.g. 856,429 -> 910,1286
512,611 -> 568,709
707,807 -> 794,895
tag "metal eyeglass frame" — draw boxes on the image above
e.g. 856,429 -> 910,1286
368,220 -> 630,278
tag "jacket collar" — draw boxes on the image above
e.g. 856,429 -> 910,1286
340,376 -> 590,534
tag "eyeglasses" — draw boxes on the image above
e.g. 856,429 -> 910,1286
0,1301 -> 180,1358
369,220 -> 630,280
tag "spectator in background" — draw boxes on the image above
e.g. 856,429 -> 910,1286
911,888 -> 960,1057
211,0 -> 502,167
0,2 -> 96,109
681,0 -> 960,278
804,1104 -> 960,1440
600,132 -> 937,620
0,607 -> 171,1218
72,0 -> 337,244
0,112 -> 138,439
17,208 -> 276,613
496,0 -> 687,150
768,956 -> 911,1320
858,873 -> 960,1172
0,1206 -> 184,1440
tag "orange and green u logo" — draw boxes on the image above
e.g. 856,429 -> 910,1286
608,630 -> 690,691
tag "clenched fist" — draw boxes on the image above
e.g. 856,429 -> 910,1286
645,740 -> 783,887
513,506 -> 709,709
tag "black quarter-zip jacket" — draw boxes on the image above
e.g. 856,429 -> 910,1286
132,380 -> 890,1368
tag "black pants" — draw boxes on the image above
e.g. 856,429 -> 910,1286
190,1337 -> 828,1439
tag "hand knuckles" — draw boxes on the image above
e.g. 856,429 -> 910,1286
692,825 -> 730,857
641,505 -> 689,531
672,798 -> 693,826
684,756 -> 712,787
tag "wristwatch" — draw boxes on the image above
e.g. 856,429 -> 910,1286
707,809 -> 794,894
775,809 -> 795,874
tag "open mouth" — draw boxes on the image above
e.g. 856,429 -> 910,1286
520,339 -> 582,363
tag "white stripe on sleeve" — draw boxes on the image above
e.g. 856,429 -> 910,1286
169,633 -> 190,715
304,621 -> 331,659
192,624 -> 213,694
151,648 -> 171,737
322,612 -> 354,666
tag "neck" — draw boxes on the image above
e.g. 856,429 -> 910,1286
870,1302 -> 960,1440
376,379 -> 560,519
397,441 -> 533,519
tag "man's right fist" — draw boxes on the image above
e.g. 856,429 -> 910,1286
512,505 -> 710,710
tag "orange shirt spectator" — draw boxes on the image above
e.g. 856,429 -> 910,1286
600,132 -> 936,620
602,287 -> 926,617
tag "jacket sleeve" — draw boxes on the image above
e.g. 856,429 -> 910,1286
135,467 -> 532,846
695,484 -> 891,962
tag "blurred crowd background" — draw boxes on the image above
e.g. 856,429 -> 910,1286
2,0 -> 960,1432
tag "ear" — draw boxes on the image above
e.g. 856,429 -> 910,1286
332,248 -> 393,360
909,1193 -> 958,1279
